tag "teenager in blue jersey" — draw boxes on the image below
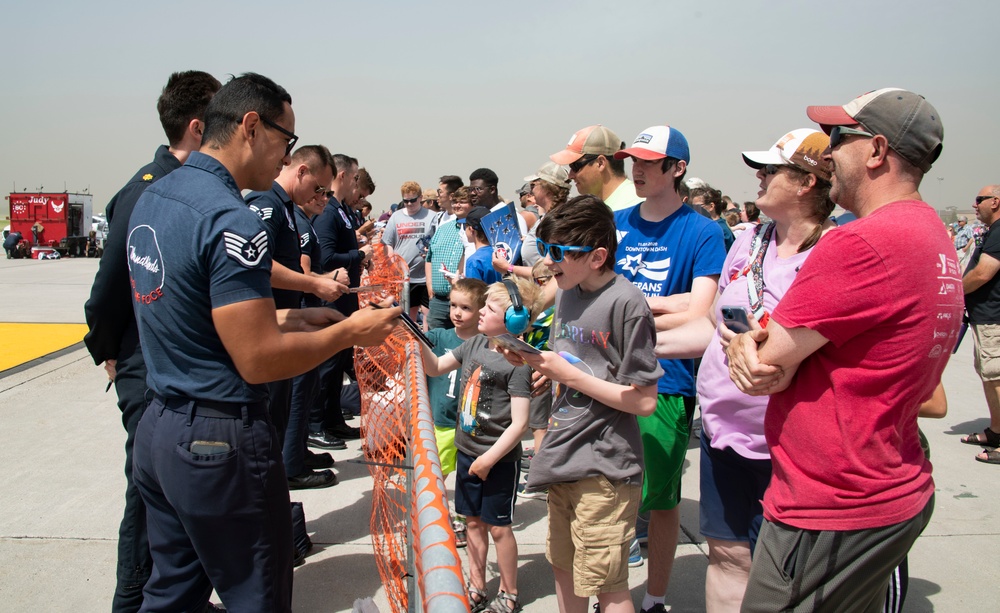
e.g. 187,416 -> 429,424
612,125 -> 726,613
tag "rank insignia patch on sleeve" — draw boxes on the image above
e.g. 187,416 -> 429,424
223,230 -> 269,267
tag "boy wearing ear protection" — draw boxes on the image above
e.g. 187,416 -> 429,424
420,276 -> 542,612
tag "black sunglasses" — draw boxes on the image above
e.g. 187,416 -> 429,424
259,115 -> 299,156
829,125 -> 873,149
975,195 -> 998,205
569,155 -> 599,174
401,196 -> 420,204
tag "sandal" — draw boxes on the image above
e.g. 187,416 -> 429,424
486,590 -> 522,613
961,427 -> 1000,447
453,519 -> 467,549
467,583 -> 489,613
975,447 -> 1000,464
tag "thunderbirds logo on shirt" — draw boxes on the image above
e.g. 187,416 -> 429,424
299,232 -> 310,249
249,205 -> 273,220
126,225 -> 165,306
224,230 -> 269,267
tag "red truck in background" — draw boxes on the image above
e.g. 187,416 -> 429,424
6,192 -> 94,257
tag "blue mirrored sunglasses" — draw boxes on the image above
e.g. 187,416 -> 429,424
535,238 -> 594,262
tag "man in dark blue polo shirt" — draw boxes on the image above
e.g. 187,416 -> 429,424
127,72 -> 399,613
310,153 -> 371,446
82,70 -> 220,613
246,145 -> 344,490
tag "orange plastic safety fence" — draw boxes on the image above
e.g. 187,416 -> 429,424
354,239 -> 468,613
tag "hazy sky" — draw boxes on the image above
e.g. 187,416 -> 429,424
2,0 -> 997,217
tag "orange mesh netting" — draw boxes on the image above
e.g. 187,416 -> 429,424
353,240 -> 468,613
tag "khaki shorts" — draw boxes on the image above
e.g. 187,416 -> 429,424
973,324 -> 1000,381
546,476 -> 641,597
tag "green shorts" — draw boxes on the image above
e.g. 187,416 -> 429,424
637,394 -> 694,512
434,425 -> 457,476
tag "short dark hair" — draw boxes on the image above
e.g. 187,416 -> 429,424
469,168 -> 499,188
357,167 -> 375,195
290,145 -> 334,175
744,201 -> 760,222
439,175 -> 464,194
690,186 -> 725,216
157,71 -> 221,147
332,154 -> 358,176
201,73 -> 292,149
660,157 -> 687,192
606,155 -> 626,177
536,195 -> 617,273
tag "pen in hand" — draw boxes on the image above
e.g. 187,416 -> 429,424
105,379 -> 114,393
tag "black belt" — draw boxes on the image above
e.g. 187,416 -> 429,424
153,394 -> 268,419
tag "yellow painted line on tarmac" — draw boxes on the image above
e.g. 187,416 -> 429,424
0,323 -> 89,371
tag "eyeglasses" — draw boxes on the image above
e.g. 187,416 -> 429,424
829,125 -> 874,148
323,190 -> 336,199
535,238 -> 594,263
533,275 -> 552,286
469,185 -> 487,194
423,199 -> 439,206
401,196 -> 420,204
568,155 -> 599,174
259,115 -> 299,156
975,196 -> 998,205
762,164 -> 786,176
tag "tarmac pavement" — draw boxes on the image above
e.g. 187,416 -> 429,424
0,255 -> 995,611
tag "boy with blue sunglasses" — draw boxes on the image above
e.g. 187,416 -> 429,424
508,195 -> 663,613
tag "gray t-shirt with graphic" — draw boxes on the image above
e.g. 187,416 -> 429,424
527,275 -> 664,489
451,334 -> 533,462
382,206 -> 434,281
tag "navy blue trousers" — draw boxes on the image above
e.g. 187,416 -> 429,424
133,397 -> 293,613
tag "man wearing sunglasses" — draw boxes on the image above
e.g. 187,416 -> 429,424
727,89 -> 960,612
384,180 -> 436,320
550,124 -> 641,212
310,154 -> 370,448
125,73 -> 400,612
612,125 -> 726,613
962,185 -> 1000,465
246,146 -> 349,491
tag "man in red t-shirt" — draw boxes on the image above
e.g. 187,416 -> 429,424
727,88 -> 963,612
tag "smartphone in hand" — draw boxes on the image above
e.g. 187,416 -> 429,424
721,306 -> 751,334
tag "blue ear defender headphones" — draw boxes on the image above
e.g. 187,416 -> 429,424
502,279 -> 530,335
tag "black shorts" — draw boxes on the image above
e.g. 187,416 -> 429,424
408,283 -> 429,309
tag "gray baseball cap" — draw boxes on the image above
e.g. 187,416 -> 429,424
806,88 -> 943,172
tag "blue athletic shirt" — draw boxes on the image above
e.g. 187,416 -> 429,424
614,203 -> 725,395
127,151 -> 273,402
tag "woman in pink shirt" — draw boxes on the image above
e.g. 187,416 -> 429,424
654,128 -> 835,612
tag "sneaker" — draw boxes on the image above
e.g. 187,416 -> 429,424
521,448 -> 534,473
517,483 -> 548,501
307,431 -> 347,450
635,510 -> 650,546
640,604 -> 669,613
627,537 -> 643,567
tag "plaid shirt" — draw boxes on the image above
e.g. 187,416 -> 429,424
426,218 -> 465,296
